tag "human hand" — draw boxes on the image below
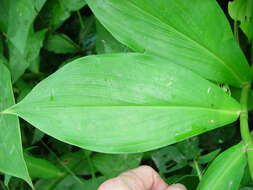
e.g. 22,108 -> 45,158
98,166 -> 187,190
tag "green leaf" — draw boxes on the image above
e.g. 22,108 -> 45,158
24,152 -> 63,179
198,149 -> 221,164
3,0 -> 47,81
175,136 -> 200,160
8,28 -> 47,82
228,0 -> 253,40
45,34 -> 78,54
60,150 -> 94,175
240,187 -> 253,190
0,37 -> 8,67
6,0 -> 46,54
0,63 -> 32,187
93,153 -> 142,177
70,176 -> 106,190
6,53 -> 240,153
31,129 -> 45,145
152,146 -> 188,173
0,0 -> 9,32
87,0 -> 251,87
40,0 -> 87,29
96,20 -> 131,54
197,143 -> 247,190
175,175 -> 199,190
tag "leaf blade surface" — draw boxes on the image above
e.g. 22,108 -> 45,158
8,54 -> 240,153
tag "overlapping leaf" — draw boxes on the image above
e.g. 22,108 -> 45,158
45,33 -> 78,54
24,152 -> 62,179
4,54 -> 241,153
40,0 -> 87,29
0,63 -> 32,186
96,21 -> 130,54
93,153 -> 142,177
197,143 -> 247,190
1,0 -> 47,81
87,0 -> 251,87
228,0 -> 253,41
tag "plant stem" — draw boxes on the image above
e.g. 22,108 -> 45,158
41,141 -> 83,190
193,159 -> 202,181
233,21 -> 239,43
240,83 -> 253,180
77,11 -> 85,29
85,152 -> 97,186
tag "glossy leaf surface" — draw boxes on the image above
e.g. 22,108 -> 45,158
0,63 -> 31,186
197,143 -> 247,190
87,0 -> 251,87
7,54 -> 240,153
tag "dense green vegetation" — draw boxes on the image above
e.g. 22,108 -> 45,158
0,0 -> 253,189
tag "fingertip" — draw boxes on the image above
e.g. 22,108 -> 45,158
98,179 -> 117,190
166,183 -> 187,190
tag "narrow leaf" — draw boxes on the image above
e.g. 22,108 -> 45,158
0,63 -> 32,186
197,143 -> 247,190
24,152 -> 63,179
7,0 -> 46,54
9,28 -> 47,81
6,53 -> 240,153
87,0 -> 251,87
45,33 -> 78,54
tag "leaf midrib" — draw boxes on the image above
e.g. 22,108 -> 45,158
10,103 -> 240,116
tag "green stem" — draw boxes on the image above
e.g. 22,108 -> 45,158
240,83 -> 253,180
41,141 -> 83,190
233,21 -> 239,43
0,181 -> 8,190
77,11 -> 85,29
193,159 -> 202,181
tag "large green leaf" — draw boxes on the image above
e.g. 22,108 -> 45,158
197,143 -> 247,190
87,0 -> 251,87
0,63 -> 32,186
5,54 -> 240,153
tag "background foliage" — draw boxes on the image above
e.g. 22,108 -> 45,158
0,0 -> 253,189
